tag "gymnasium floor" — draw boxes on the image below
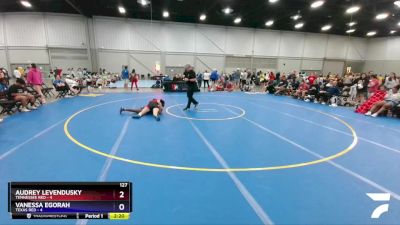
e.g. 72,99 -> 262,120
1,92 -> 400,225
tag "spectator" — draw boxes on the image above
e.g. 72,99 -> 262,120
225,81 -> 235,92
196,71 -> 203,89
384,72 -> 399,92
27,63 -> 46,104
210,69 -> 219,84
121,66 -> 129,88
13,67 -> 21,79
356,85 -> 387,114
308,72 -> 317,85
368,74 -> 380,98
365,85 -> 400,117
0,70 -> 8,92
17,67 -> 25,78
77,68 -> 83,78
275,75 -> 288,95
240,70 -> 247,90
317,80 -> 340,106
203,70 -> 210,89
8,78 -> 37,112
233,69 -> 240,86
130,69 -> 139,91
354,73 -> 368,103
53,74 -> 79,96
295,79 -> 309,100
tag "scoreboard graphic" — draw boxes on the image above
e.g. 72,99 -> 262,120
8,182 -> 132,220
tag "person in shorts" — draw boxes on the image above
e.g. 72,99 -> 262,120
120,98 -> 165,121
365,85 -> 400,117
121,66 -> 129,88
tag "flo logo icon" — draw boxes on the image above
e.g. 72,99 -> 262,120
366,193 -> 391,219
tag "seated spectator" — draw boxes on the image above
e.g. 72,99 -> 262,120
8,78 -> 37,112
0,70 -> 8,92
356,85 -> 387,114
53,75 -> 79,95
215,79 -> 225,91
266,80 -> 276,94
307,72 -> 317,85
295,80 -> 309,100
365,85 -> 400,117
317,80 -> 340,106
305,83 -> 320,103
275,76 -> 288,95
225,81 -> 235,92
65,75 -> 83,93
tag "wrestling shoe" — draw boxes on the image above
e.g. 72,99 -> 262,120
120,107 -> 124,115
194,103 -> 199,110
183,107 -> 189,111
365,111 -> 372,116
132,114 -> 141,119
155,115 -> 160,121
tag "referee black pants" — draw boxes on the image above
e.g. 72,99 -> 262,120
186,89 -> 198,108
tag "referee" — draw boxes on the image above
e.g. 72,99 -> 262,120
183,64 -> 199,111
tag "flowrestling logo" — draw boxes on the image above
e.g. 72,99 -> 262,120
366,193 -> 391,219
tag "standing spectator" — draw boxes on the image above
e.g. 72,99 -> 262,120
268,72 -> 275,83
196,71 -> 203,89
77,68 -> 83,78
240,70 -> 247,90
203,70 -> 210,89
27,63 -> 46,104
210,69 -> 219,84
233,69 -> 240,86
49,69 -> 54,78
55,67 -> 62,77
368,74 -> 380,98
130,69 -> 139,91
13,67 -> 21,79
121,66 -> 129,88
354,73 -> 368,103
384,72 -> 399,92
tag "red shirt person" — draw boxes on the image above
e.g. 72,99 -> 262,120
307,73 -> 317,85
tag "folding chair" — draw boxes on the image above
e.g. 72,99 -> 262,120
0,91 -> 20,115
41,84 -> 54,97
53,83 -> 69,98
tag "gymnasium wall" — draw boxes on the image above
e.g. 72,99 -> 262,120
0,12 -> 395,75
93,16 -> 368,75
363,37 -> 400,74
0,13 -> 90,72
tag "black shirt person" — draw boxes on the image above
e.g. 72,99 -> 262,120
183,64 -> 199,111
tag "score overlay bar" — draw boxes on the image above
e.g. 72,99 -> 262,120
8,182 -> 132,220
